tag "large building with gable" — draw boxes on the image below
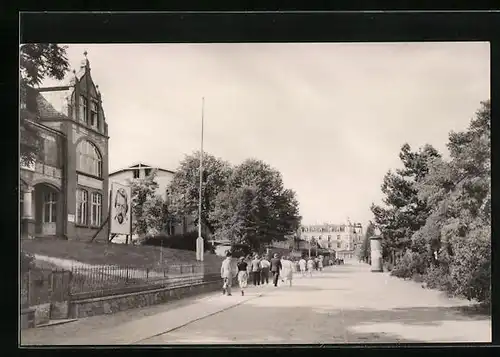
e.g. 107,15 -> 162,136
299,221 -> 363,260
20,52 -> 110,242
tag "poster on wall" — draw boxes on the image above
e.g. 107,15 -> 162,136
110,182 -> 132,235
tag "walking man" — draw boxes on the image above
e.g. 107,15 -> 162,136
260,255 -> 270,285
220,251 -> 237,296
251,254 -> 261,286
270,253 -> 282,287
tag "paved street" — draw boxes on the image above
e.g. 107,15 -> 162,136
20,262 -> 491,345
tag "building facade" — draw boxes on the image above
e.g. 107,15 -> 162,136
299,222 -> 363,260
20,54 -> 110,242
109,163 -> 175,201
108,162 -> 203,240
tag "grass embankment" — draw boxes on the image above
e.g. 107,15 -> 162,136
21,238 -> 223,270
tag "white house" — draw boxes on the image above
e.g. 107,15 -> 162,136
109,162 -> 175,201
108,162 -> 195,243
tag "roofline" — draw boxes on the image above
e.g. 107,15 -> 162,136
109,166 -> 176,176
23,118 -> 66,137
38,86 -> 72,92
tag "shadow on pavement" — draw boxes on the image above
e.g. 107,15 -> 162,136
140,300 -> 491,345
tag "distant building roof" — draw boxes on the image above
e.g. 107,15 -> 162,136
109,162 -> 176,176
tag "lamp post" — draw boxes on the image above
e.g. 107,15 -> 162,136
196,97 -> 205,262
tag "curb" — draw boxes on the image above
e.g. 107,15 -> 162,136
133,293 -> 263,344
36,319 -> 78,328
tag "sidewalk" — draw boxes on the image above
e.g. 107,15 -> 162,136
20,288 -> 264,345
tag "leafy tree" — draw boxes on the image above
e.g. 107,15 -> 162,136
20,44 -> 70,165
167,152 -> 232,235
414,100 -> 491,303
130,170 -> 168,238
371,143 -> 441,262
211,159 -> 301,251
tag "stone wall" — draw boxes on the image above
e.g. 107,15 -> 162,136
50,301 -> 69,319
34,303 -> 51,326
69,280 -> 222,319
20,307 -> 35,330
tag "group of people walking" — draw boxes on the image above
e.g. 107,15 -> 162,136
220,251 -> 326,296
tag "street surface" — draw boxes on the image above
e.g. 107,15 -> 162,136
20,262 -> 491,345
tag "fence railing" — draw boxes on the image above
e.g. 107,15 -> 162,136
69,263 -> 221,299
21,262 -> 223,305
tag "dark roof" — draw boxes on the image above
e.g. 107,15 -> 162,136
109,165 -> 176,176
36,92 -> 68,120
23,84 -> 68,121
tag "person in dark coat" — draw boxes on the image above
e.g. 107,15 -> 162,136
270,253 -> 282,287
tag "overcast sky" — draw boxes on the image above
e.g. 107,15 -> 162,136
43,42 -> 490,228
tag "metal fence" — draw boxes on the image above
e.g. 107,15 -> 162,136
21,262 -> 224,304
69,263 -> 222,299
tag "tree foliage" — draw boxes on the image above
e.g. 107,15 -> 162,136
210,159 -> 302,251
414,100 -> 491,303
130,170 -> 168,238
20,44 -> 70,165
370,143 -> 441,260
372,100 -> 491,304
20,44 -> 70,87
167,152 -> 232,235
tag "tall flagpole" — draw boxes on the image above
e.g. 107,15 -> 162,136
196,97 -> 205,261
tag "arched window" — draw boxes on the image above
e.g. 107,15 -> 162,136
77,140 -> 102,177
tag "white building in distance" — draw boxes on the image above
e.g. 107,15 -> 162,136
299,221 -> 363,260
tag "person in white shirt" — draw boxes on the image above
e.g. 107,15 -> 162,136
220,251 -> 237,296
299,257 -> 307,277
260,255 -> 270,285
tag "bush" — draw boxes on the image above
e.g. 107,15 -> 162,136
390,250 -> 428,279
424,264 -> 452,292
21,251 -> 35,273
141,231 -> 215,253
449,230 -> 491,304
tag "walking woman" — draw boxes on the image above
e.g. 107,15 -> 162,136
237,256 -> 249,296
281,256 -> 294,287
307,256 -> 315,277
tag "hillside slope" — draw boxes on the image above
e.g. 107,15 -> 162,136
21,238 -> 223,270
